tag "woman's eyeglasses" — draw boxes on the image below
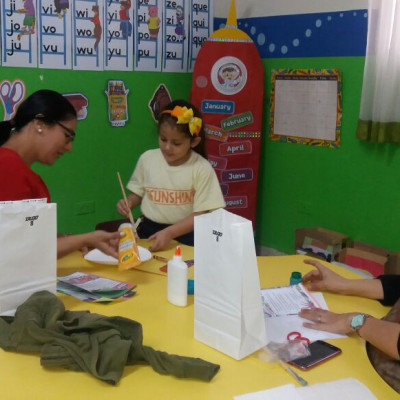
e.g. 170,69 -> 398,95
54,120 -> 76,143
34,114 -> 76,143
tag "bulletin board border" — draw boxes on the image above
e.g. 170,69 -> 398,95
269,68 -> 342,149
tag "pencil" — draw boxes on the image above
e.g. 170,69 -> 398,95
153,255 -> 169,263
278,360 -> 308,386
117,171 -> 135,227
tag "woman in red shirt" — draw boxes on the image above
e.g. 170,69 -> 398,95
0,89 -> 120,258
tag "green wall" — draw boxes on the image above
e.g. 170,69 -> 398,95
3,55 -> 400,254
3,68 -> 193,234
255,57 -> 400,254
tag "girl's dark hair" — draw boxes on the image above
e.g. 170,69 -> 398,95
157,99 -> 207,159
0,89 -> 77,146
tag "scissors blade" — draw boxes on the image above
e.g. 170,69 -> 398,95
9,81 -> 25,105
0,81 -> 11,101
0,80 -> 25,119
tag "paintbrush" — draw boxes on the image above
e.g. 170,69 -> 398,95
117,171 -> 135,227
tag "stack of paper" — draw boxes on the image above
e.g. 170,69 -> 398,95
57,272 -> 136,303
261,284 -> 345,343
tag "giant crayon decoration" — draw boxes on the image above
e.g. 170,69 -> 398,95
190,0 -> 264,227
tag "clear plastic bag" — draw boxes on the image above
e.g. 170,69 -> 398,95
257,339 -> 311,363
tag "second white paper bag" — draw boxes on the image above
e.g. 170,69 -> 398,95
194,208 -> 267,360
0,199 -> 57,316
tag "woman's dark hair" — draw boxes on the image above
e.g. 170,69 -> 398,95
0,89 -> 77,146
157,99 -> 207,159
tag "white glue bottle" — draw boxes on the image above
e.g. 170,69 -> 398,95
167,245 -> 188,307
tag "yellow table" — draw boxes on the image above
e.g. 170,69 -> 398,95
1,246 -> 398,399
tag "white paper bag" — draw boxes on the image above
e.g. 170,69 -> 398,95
0,199 -> 57,316
194,208 -> 267,360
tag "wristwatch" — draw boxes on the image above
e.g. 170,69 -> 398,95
350,313 -> 369,335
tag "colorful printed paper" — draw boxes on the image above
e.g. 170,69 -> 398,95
105,79 -> 129,126
57,271 -> 136,302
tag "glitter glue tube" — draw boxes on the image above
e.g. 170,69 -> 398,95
290,271 -> 302,285
118,223 -> 141,271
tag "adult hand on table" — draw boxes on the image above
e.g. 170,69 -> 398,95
299,307 -> 357,334
302,259 -> 351,294
301,260 -> 400,361
302,259 -> 384,300
300,307 -> 400,360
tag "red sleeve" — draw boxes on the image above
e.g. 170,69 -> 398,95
0,152 -> 50,202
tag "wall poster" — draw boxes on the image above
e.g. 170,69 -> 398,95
270,68 -> 342,149
1,0 -> 212,72
190,1 -> 263,227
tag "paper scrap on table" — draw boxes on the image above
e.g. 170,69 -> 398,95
234,378 -> 377,400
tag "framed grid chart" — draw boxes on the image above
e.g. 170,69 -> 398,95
269,69 -> 342,149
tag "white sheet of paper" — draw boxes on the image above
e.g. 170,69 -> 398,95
297,378 -> 377,400
234,378 -> 377,400
273,77 -> 338,141
234,384 -> 302,400
264,292 -> 346,343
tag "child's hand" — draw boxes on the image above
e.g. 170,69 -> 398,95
147,229 -> 173,252
116,198 -> 130,216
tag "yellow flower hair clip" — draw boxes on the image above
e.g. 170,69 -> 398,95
161,105 -> 202,136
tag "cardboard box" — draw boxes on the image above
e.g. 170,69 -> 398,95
385,252 -> 400,275
338,242 -> 389,277
347,240 -> 388,258
295,227 -> 348,262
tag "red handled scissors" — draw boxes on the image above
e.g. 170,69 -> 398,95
287,331 -> 310,344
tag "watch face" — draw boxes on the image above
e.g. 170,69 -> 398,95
351,314 -> 366,330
